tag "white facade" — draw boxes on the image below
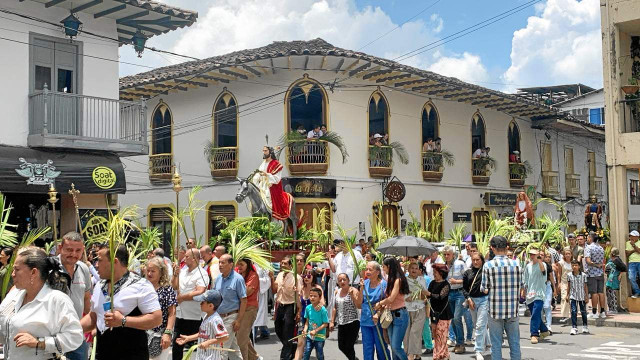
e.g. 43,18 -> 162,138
556,89 -> 605,125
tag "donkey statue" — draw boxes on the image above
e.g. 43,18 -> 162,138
235,176 -> 299,240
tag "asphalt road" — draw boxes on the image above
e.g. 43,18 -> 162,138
251,316 -> 640,360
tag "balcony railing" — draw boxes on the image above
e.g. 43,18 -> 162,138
28,88 -> 147,155
542,171 -> 560,196
590,176 -> 603,197
508,162 -> 526,187
209,147 -> 238,178
369,145 -> 393,178
149,153 -> 173,181
472,158 -> 491,185
565,173 -> 581,198
287,140 -> 328,175
422,152 -> 443,181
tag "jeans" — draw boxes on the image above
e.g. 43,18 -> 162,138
275,303 -> 297,360
488,316 -> 521,360
464,307 -> 474,341
544,282 -> 553,331
570,300 -> 588,328
448,289 -> 465,345
387,308 -> 409,360
527,300 -> 549,337
303,338 -> 325,360
65,340 -> 88,360
361,325 -> 390,360
470,296 -> 489,353
629,262 -> 640,295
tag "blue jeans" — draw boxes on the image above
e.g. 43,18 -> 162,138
448,289 -> 465,345
470,296 -> 489,352
629,262 -> 640,295
303,338 -> 325,360
543,282 -> 553,330
387,308 -> 409,360
65,340 -> 88,360
464,307 -> 473,341
361,325 -> 390,360
570,300 -> 588,328
527,300 -> 548,337
488,316 -> 521,360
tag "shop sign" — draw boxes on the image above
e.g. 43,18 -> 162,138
80,209 -> 113,242
15,158 -> 61,186
283,178 -> 336,198
453,212 -> 472,222
92,167 -> 117,189
484,192 -> 517,206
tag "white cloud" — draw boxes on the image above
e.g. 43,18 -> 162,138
428,52 -> 489,84
502,0 -> 602,92
430,14 -> 443,33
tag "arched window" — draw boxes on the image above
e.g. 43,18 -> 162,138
421,102 -> 439,146
287,75 -> 327,133
213,90 -> 238,147
151,102 -> 172,155
368,90 -> 389,139
471,112 -> 486,154
508,120 -> 520,161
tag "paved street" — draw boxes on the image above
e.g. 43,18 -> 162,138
251,316 -> 640,360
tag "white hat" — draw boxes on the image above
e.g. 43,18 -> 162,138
373,133 -> 383,138
630,230 -> 640,237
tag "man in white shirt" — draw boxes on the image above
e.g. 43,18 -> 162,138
171,248 -> 209,360
57,231 -> 92,360
328,239 -> 363,286
307,125 -> 322,139
473,147 -> 484,158
424,249 -> 444,279
81,244 -> 162,360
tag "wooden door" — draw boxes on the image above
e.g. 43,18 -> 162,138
564,147 -> 574,174
473,210 -> 489,233
295,202 -> 331,232
373,204 -> 399,234
541,142 -> 552,171
422,203 -> 443,237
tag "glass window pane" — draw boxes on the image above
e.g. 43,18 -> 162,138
35,65 -> 51,91
290,86 -> 324,132
57,69 -> 73,93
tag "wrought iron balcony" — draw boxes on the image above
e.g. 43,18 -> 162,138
542,171 -> 560,196
149,153 -> 173,181
287,140 -> 328,175
422,152 -> 443,182
28,87 -> 147,156
369,145 -> 393,178
565,173 -> 581,198
590,176 -> 603,197
472,158 -> 491,185
508,162 -> 526,188
209,147 -> 238,178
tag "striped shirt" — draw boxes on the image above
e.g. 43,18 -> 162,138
196,312 -> 228,360
567,272 -> 588,301
480,255 -> 523,319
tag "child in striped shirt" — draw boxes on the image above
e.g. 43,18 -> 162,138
176,289 -> 229,360
566,260 -> 589,335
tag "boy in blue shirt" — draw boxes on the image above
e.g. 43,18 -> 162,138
303,287 -> 328,360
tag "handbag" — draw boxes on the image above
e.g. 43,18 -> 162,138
147,329 -> 164,358
379,307 -> 393,329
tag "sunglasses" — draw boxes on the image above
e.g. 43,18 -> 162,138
303,274 -> 313,279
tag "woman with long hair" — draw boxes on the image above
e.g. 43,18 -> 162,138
295,267 -> 323,360
462,253 -> 488,360
330,273 -> 361,360
426,263 -> 452,360
559,248 -> 573,323
236,258 -> 261,360
377,257 -> 410,360
145,256 -> 177,360
404,262 -> 429,360
0,247 -> 83,360
358,261 -> 390,360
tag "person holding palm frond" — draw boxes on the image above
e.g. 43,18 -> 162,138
236,258 -> 261,360
273,256 -> 302,360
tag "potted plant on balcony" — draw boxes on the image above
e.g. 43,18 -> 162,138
622,77 -> 640,95
474,155 -> 496,174
277,130 -> 349,163
423,149 -> 455,171
203,140 -> 238,177
369,141 -> 409,166
509,160 -> 533,180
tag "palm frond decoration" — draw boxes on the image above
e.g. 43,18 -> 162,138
536,213 -> 567,248
0,193 -> 18,249
476,155 -> 497,170
203,140 -> 222,163
277,131 -> 349,163
426,204 -> 449,242
440,149 -> 455,167
307,206 -> 332,249
304,246 -> 326,268
44,238 -> 60,255
446,223 -> 467,251
167,208 -> 184,262
128,227 -> 162,265
406,212 -> 430,239
389,141 -> 409,165
318,131 -> 349,163
105,205 -> 140,311
334,224 -> 365,281
534,197 -> 569,223
179,186 -> 206,247
2,226 -> 51,297
227,228 -> 274,273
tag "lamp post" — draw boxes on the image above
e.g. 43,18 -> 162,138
47,184 -> 58,241
60,12 -> 82,39
131,30 -> 147,57
171,167 -> 183,262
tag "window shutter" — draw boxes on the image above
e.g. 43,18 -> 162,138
588,152 -> 596,176
208,205 -> 235,221
589,108 -> 601,125
150,207 -> 172,222
541,142 -> 552,171
564,148 -> 574,174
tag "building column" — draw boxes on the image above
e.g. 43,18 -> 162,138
607,164 -> 630,307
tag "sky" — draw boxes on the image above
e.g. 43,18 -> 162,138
118,0 -> 603,93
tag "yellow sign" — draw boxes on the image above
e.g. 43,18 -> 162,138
84,216 -> 108,242
92,166 -> 116,189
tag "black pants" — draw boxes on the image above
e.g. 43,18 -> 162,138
338,320 -> 360,360
172,318 -> 202,360
275,303 -> 296,360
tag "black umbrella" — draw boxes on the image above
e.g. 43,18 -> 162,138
377,235 -> 438,257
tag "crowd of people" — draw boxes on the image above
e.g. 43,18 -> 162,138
0,227 -> 635,360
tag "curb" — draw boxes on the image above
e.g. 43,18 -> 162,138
552,315 -> 640,330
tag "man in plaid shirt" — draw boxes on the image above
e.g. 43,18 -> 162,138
481,236 -> 523,360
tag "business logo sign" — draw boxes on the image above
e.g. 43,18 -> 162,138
15,158 -> 61,186
92,166 -> 116,189
84,215 -> 108,242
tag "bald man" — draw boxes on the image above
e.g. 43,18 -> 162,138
200,245 -> 215,289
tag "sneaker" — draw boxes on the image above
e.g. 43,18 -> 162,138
582,326 -> 590,334
540,331 -> 550,339
632,294 -> 639,299
475,352 -> 485,360
531,336 -> 539,344
600,311 -> 607,319
454,345 -> 465,354
447,339 -> 455,347
465,339 -> 474,346
587,313 -> 597,319
559,317 -> 569,324
570,328 -> 578,335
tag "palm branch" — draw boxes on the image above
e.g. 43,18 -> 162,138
389,141 -> 409,165
406,212 -> 430,239
128,227 -> 162,265
333,224 -> 366,282
179,186 -> 206,246
318,131 -> 349,163
105,205 -> 140,311
203,140 -> 224,163
446,223 -> 467,250
227,228 -> 273,273
0,193 -> 18,248
2,226 -> 51,297
440,149 -> 455,167
167,208 -> 184,262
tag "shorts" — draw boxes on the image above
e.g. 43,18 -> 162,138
587,276 -> 604,294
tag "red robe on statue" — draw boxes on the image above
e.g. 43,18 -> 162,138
266,159 -> 292,221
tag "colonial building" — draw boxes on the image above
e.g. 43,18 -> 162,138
0,0 -> 196,240
117,38 -> 607,248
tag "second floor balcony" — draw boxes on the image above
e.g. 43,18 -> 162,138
542,170 -> 560,196
590,176 -> 603,197
209,147 -> 238,178
566,173 -> 581,198
287,140 -> 328,175
508,162 -> 526,188
28,88 -> 147,156
149,153 -> 173,181
422,152 -> 444,182
369,145 -> 393,178
472,158 -> 491,185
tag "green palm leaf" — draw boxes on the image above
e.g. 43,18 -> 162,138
2,226 -> 51,297
440,149 -> 455,167
228,229 -> 274,273
318,131 -> 349,163
389,141 -> 409,165
0,193 -> 18,248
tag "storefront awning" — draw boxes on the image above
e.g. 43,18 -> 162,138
0,145 -> 126,194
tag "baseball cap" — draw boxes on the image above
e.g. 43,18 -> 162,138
373,133 -> 383,138
193,289 -> 222,308
528,248 -> 540,255
630,230 -> 640,237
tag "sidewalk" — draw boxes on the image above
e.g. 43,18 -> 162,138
551,308 -> 640,329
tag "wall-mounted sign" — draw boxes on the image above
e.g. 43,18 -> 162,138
453,212 -> 472,222
384,180 -> 406,202
283,178 -> 337,198
92,166 -> 117,189
80,209 -> 114,243
484,192 -> 517,206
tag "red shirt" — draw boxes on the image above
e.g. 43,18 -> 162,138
245,271 -> 260,307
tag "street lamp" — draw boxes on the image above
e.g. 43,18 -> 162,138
171,167 -> 182,261
60,12 -> 82,39
47,184 -> 58,241
331,202 -> 337,213
131,30 -> 147,57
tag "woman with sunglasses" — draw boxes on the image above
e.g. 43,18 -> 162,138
330,273 -> 362,360
294,268 -> 324,360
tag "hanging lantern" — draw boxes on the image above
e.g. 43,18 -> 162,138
60,12 -> 82,39
131,30 -> 147,57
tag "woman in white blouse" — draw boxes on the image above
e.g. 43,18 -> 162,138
0,247 -> 83,360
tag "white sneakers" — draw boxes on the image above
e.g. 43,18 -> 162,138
559,318 -> 568,324
599,311 -> 607,319
447,339 -> 455,347
570,328 -> 578,335
587,313 -> 597,319
475,351 -> 485,360
465,339 -> 474,346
